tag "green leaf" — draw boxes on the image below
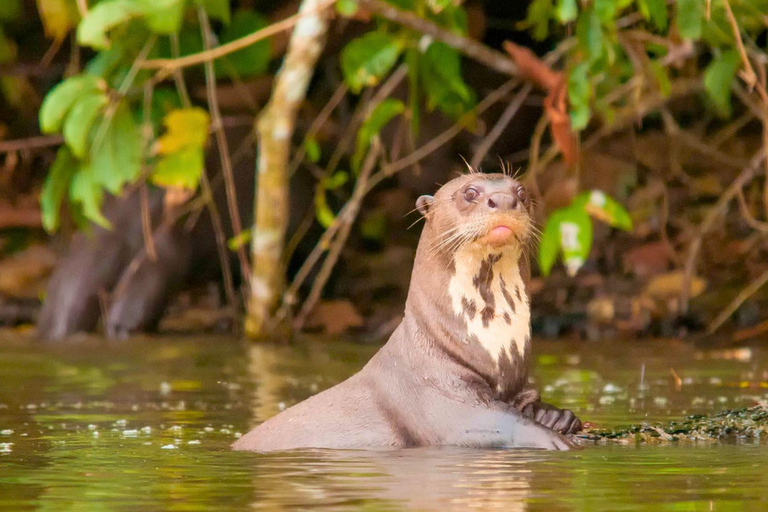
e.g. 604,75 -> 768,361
524,0 -> 553,41
41,147 -> 78,232
39,74 -> 104,134
324,171 -> 349,190
539,205 -> 593,277
77,0 -> 143,50
0,0 -> 21,21
538,209 -> 562,277
420,41 -> 476,119
567,62 -> 591,131
69,168 -> 110,229
228,230 -> 251,251
353,98 -> 404,170
576,190 -> 633,231
360,209 -> 387,241
594,0 -> 617,23
704,49 -> 740,116
405,47 -> 420,137
135,0 -> 186,34
156,107 -> 210,154
194,0 -> 230,24
304,137 -> 321,163
36,0 -> 79,41
676,0 -> 703,39
63,92 -> 108,158
152,147 -> 205,189
555,0 -> 577,23
215,10 -> 271,78
0,27 -> 17,64
314,184 -> 336,229
341,31 -> 402,93
649,59 -> 671,97
637,0 -> 668,31
336,0 -> 358,16
576,7 -> 603,61
427,0 -> 452,13
89,101 -> 142,194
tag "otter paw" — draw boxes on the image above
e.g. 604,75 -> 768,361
522,402 -> 582,435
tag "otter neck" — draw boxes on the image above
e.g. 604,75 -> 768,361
404,222 -> 531,370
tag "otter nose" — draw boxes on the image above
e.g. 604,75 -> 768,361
486,192 -> 519,211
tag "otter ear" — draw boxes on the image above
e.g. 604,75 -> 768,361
416,195 -> 434,217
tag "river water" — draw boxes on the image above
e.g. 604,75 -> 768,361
1,333 -> 767,510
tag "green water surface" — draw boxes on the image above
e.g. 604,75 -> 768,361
1,333 -> 767,511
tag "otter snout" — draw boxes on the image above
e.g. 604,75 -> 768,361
486,191 -> 522,212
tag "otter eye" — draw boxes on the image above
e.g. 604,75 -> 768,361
517,186 -> 527,201
464,187 -> 479,202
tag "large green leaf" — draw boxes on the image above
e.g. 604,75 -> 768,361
152,147 -> 204,189
704,50 -> 740,116
353,98 -> 404,170
41,147 -> 78,232
39,74 -> 104,134
576,7 -> 603,61
69,168 -> 110,228
524,0 -> 553,41
676,0 -> 703,40
215,10 -> 271,78
538,208 -> 562,277
419,41 -> 475,119
89,101 -> 142,194
155,107 -> 210,154
341,31 -> 403,93
555,0 -> 577,23
135,0 -> 186,34
539,204 -> 593,277
63,92 -> 108,158
77,0 -> 143,50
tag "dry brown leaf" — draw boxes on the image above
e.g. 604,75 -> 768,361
644,271 -> 706,300
304,300 -> 364,335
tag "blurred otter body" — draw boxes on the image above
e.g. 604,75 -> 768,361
233,171 -> 581,452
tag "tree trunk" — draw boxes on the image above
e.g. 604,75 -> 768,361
245,0 -> 332,338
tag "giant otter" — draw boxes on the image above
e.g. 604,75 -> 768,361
234,170 -> 582,452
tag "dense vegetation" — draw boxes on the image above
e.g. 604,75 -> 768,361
0,0 -> 767,339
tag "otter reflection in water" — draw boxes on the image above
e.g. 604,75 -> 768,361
234,170 -> 582,452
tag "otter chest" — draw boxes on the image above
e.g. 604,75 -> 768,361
448,247 -> 530,365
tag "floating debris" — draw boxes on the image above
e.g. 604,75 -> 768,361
160,444 -> 177,450
580,406 -> 768,444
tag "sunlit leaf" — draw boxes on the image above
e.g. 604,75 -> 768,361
555,0 -> 577,23
77,0 -> 143,50
576,7 -> 602,61
523,0 -> 553,41
576,190 -> 633,231
704,49 -> 740,116
539,204 -> 593,277
41,147 -> 78,232
314,184 -> 336,229
637,0 -> 668,31
567,62 -> 590,131
152,147 -> 205,189
36,0 -> 79,41
156,107 -> 210,155
228,230 -> 251,251
39,74 -> 104,134
304,137 -> 321,163
336,0 -> 358,16
63,92 -> 108,158
341,31 -> 402,93
353,98 -> 404,170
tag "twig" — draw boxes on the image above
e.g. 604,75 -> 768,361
75,0 -> 88,17
141,0 -> 336,72
470,82 -> 532,168
0,135 -> 63,153
708,269 -> 768,334
169,34 -> 192,108
357,0 -> 518,77
140,81 -> 157,261
736,187 -> 768,232
680,150 -> 766,312
723,0 -> 758,89
524,113 -> 550,207
199,7 -> 252,285
288,82 -> 348,176
293,142 -> 380,329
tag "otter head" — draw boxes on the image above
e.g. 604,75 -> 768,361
414,172 -> 534,369
416,173 -> 533,258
